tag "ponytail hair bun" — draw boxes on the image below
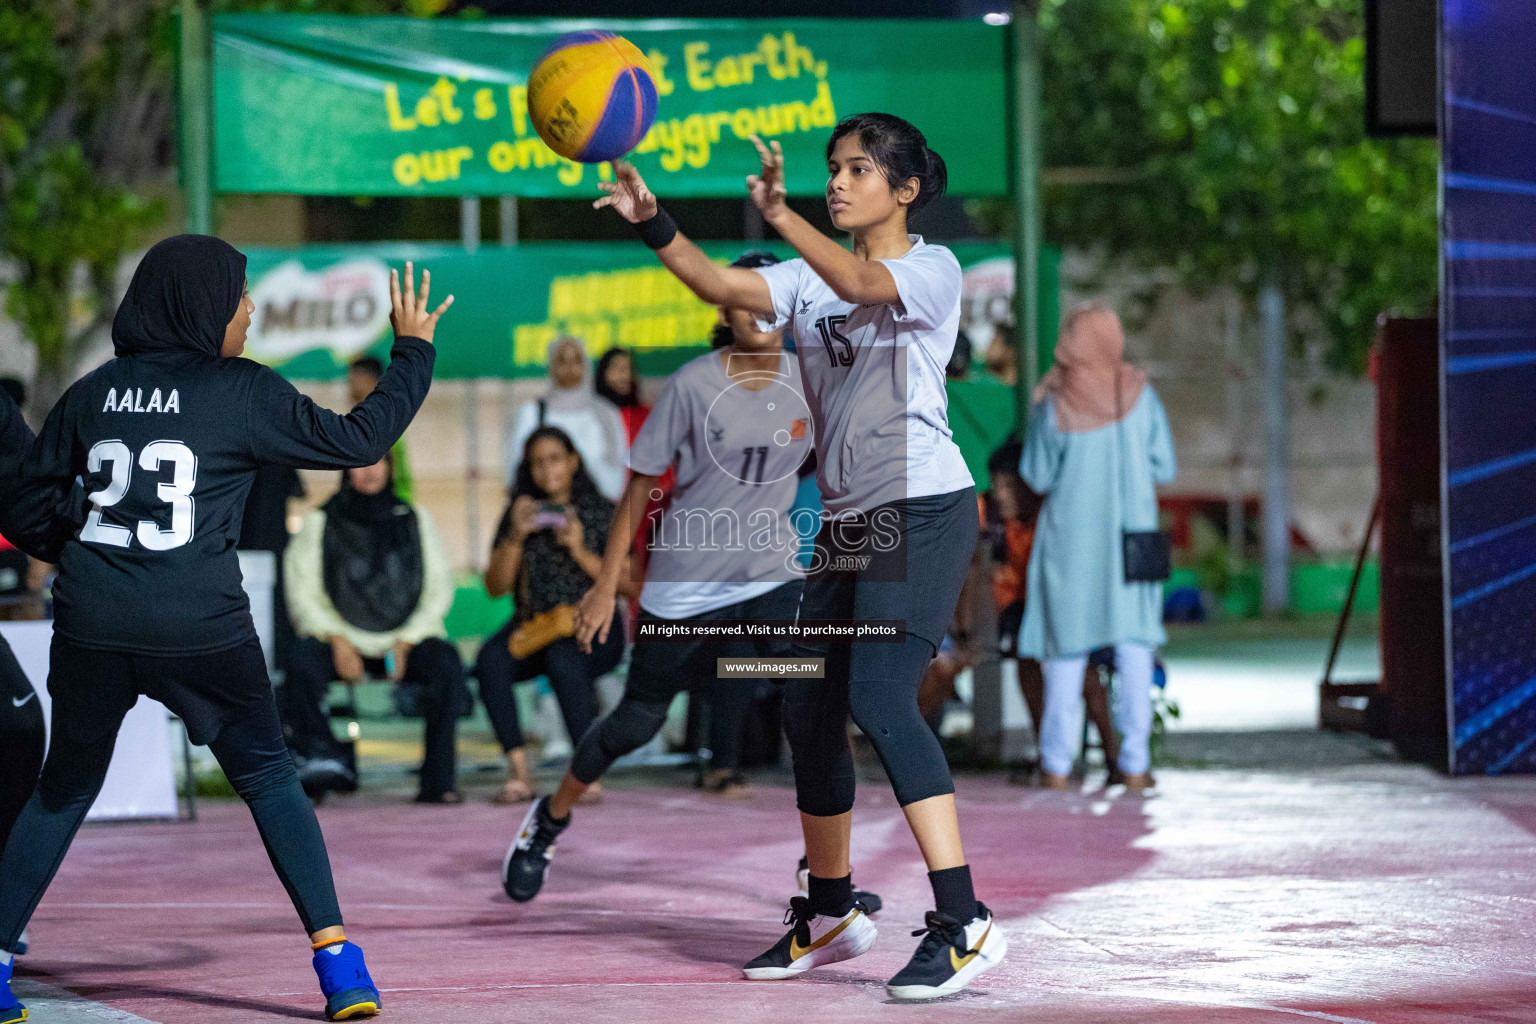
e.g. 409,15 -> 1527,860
919,147 -> 948,212
827,112 -> 948,214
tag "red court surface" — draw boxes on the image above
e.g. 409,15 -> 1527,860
13,765 -> 1536,1023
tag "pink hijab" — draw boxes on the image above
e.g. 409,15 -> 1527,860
1034,304 -> 1147,433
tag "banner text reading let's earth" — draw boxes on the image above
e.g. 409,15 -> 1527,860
212,16 -> 1007,198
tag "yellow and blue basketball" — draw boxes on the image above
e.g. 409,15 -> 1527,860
528,31 -> 657,164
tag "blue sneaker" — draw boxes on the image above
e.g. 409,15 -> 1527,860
312,940 -> 380,1021
1,953 -> 26,1024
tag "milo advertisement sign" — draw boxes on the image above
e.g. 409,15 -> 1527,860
241,242 -> 1051,382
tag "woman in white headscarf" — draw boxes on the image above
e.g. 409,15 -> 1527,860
503,336 -> 628,501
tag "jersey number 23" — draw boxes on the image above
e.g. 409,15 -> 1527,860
79,439 -> 198,551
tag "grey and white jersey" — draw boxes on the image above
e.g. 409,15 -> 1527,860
628,348 -> 813,619
754,236 -> 973,515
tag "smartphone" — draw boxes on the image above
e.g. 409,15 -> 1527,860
530,502 -> 569,531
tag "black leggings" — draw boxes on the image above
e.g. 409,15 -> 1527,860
783,489 -> 978,817
570,583 -> 802,785
0,639 -> 343,951
281,635 -> 466,799
475,611 -> 625,754
0,637 -> 44,854
693,674 -> 757,773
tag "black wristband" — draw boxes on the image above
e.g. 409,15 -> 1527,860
633,206 -> 678,250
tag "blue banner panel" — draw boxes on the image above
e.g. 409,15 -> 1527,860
1443,0 -> 1536,774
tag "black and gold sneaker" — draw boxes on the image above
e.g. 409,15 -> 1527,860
501,796 -> 567,902
742,896 -> 877,980
886,903 -> 1008,1001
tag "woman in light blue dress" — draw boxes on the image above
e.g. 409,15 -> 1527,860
1018,304 -> 1176,790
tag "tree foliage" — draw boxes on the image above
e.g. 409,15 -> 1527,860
0,2 -> 170,398
1026,0 -> 1437,371
0,0 -> 436,404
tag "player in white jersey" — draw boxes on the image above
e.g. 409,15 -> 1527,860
501,252 -> 880,925
585,113 -> 1006,1000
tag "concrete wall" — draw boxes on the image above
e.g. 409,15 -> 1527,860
1059,262 -> 1377,555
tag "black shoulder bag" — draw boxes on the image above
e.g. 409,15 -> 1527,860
1116,376 -> 1172,584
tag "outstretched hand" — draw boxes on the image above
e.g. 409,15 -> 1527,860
389,261 -> 454,345
746,135 -> 789,221
593,161 -> 659,223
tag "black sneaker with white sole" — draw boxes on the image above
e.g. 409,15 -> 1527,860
742,896 -> 878,980
502,796 -> 568,902
885,903 -> 1008,1001
295,756 -> 356,800
795,856 -> 884,916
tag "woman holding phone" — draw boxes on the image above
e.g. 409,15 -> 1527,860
476,427 -> 626,805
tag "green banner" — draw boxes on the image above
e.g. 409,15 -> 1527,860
240,241 -> 1051,381
212,15 -> 1007,198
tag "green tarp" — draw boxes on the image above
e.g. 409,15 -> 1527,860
213,15 -> 1007,198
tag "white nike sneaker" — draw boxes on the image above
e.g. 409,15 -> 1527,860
885,903 -> 1008,1001
742,896 -> 877,980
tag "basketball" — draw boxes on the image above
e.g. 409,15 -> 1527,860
527,31 -> 658,164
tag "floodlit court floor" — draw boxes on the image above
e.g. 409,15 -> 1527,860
13,741 -> 1536,1024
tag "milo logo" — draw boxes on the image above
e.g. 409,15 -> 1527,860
247,258 -> 392,365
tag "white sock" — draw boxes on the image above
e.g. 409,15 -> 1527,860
1,950 -> 12,968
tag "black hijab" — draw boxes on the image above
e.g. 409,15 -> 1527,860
113,234 -> 247,358
595,348 -> 639,408
321,458 -> 424,633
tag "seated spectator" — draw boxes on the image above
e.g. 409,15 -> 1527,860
982,323 -> 1018,387
476,426 -> 627,805
986,439 -> 1121,786
347,355 -> 415,501
917,629 -> 973,731
503,336 -> 628,501
282,454 -> 466,803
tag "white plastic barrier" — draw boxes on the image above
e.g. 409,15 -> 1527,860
0,552 -> 278,821
0,620 -> 178,821
239,550 -> 277,671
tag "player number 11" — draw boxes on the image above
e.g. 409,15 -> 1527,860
739,445 -> 769,485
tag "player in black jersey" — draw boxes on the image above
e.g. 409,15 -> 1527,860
0,235 -> 452,1023
0,387 -> 45,979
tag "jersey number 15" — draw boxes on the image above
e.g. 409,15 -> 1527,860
80,439 -> 198,551
815,315 -> 856,367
